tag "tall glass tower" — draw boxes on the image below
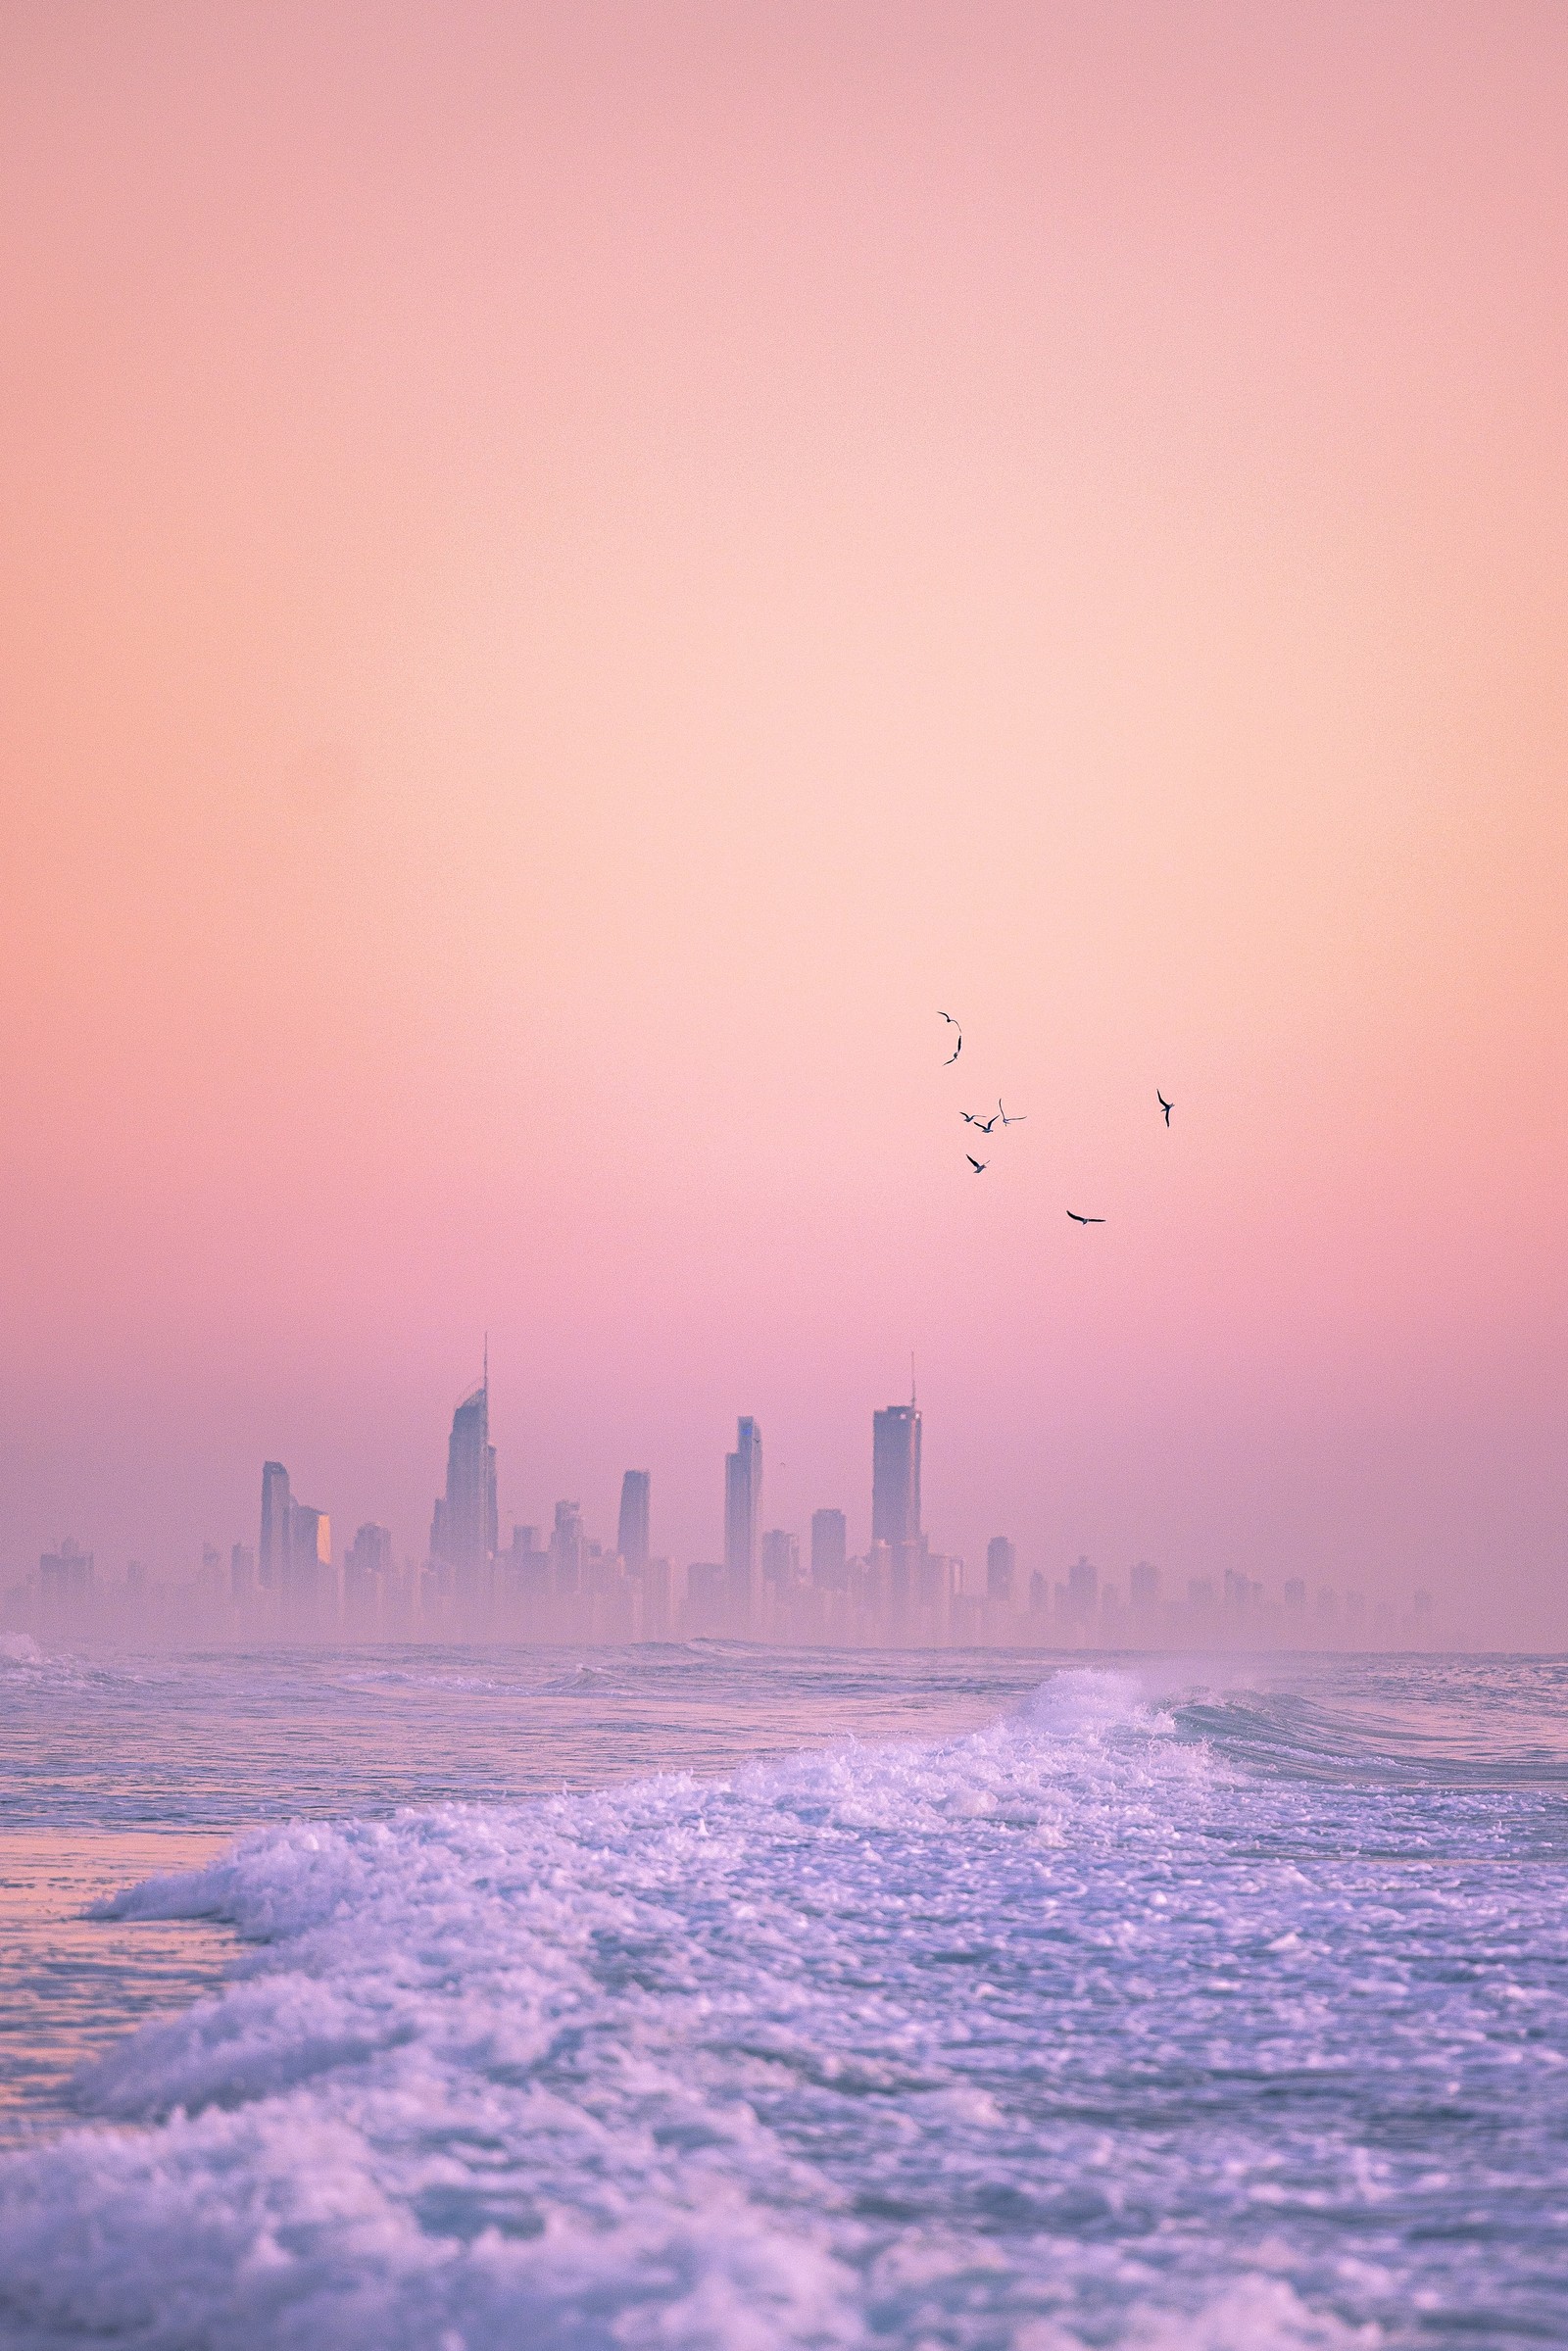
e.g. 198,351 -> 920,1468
810,1507 -> 848,1590
872,1402 -> 921,1550
430,1360 -> 497,1587
724,1416 -> 762,1619
259,1460 -> 291,1590
617,1470 -> 651,1570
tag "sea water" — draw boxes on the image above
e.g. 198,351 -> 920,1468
0,1641 -> 1565,2348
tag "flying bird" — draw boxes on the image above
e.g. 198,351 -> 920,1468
967,1154 -> 989,1174
1157,1092 -> 1173,1127
938,1011 -> 962,1065
998,1099 -> 1026,1125
1066,1210 -> 1104,1225
962,1112 -> 1000,1134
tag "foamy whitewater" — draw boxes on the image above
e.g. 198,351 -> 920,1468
1,1647 -> 1566,2347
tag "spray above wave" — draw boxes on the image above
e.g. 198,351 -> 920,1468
4,1667 -> 1566,2350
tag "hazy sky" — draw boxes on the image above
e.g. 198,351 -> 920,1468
3,3 -> 1565,1633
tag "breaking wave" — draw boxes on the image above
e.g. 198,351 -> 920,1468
2,1667 -> 1563,2347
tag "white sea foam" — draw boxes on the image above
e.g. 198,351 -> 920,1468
2,1665 -> 1563,2348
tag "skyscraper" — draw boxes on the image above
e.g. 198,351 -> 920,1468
986,1536 -> 1016,1603
285,1504 -> 332,1614
345,1523 -> 392,1616
430,1362 -> 498,1590
872,1402 -> 921,1550
724,1415 -> 762,1619
810,1507 -> 848,1590
39,1540 -> 93,1603
760,1529 -> 800,1587
259,1460 -> 291,1590
550,1500 -> 584,1594
1066,1554 -> 1098,1623
1129,1559 -> 1160,1610
617,1470 -> 651,1571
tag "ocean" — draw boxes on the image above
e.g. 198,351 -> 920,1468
0,1640 -> 1564,2348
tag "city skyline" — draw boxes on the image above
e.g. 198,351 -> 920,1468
3,7 -> 1563,1646
4,1361 -> 1447,1652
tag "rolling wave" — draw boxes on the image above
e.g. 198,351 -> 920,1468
4,1666 -> 1565,2345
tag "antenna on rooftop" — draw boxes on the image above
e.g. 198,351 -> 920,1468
910,1350 -> 917,1408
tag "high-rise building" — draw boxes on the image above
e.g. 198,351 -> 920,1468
639,1556 -> 673,1641
499,1524 -> 550,1609
810,1507 -> 848,1590
259,1461 -> 291,1589
724,1416 -> 762,1618
345,1523 -> 392,1615
1066,1554 -> 1098,1623
1128,1559 -> 1160,1609
872,1403 -> 921,1550
430,1363 -> 497,1589
286,1504 -> 332,1602
760,1529 -> 800,1588
39,1540 -> 93,1602
550,1500 -> 584,1594
986,1536 -> 1016,1603
686,1561 -> 726,1625
617,1471 -> 651,1571
230,1543 -> 256,1601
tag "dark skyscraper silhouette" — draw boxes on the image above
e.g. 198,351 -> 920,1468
286,1503 -> 332,1608
1066,1554 -> 1099,1623
259,1460 -> 291,1590
760,1529 -> 800,1588
810,1507 -> 848,1590
550,1500 -> 583,1594
39,1539 -> 93,1604
1129,1559 -> 1160,1610
872,1402 -> 921,1550
617,1471 -> 651,1571
987,1536 -> 1016,1603
724,1415 -> 762,1620
345,1522 -> 393,1614
430,1360 -> 497,1589
259,1461 -> 331,1616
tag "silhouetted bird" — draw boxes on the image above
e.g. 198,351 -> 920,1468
967,1154 -> 989,1174
938,1011 -> 962,1064
1157,1092 -> 1173,1126
960,1110 -> 987,1127
998,1099 -> 1026,1125
1066,1210 -> 1104,1225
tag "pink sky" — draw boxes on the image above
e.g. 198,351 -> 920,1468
2,3 -> 1565,1634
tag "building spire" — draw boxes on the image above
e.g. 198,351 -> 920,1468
910,1349 -> 917,1408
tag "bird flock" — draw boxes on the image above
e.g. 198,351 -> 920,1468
938,1011 -> 1170,1225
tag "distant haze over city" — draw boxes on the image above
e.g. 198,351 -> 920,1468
2,7 -> 1564,1644
0,1370 -> 1494,1652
